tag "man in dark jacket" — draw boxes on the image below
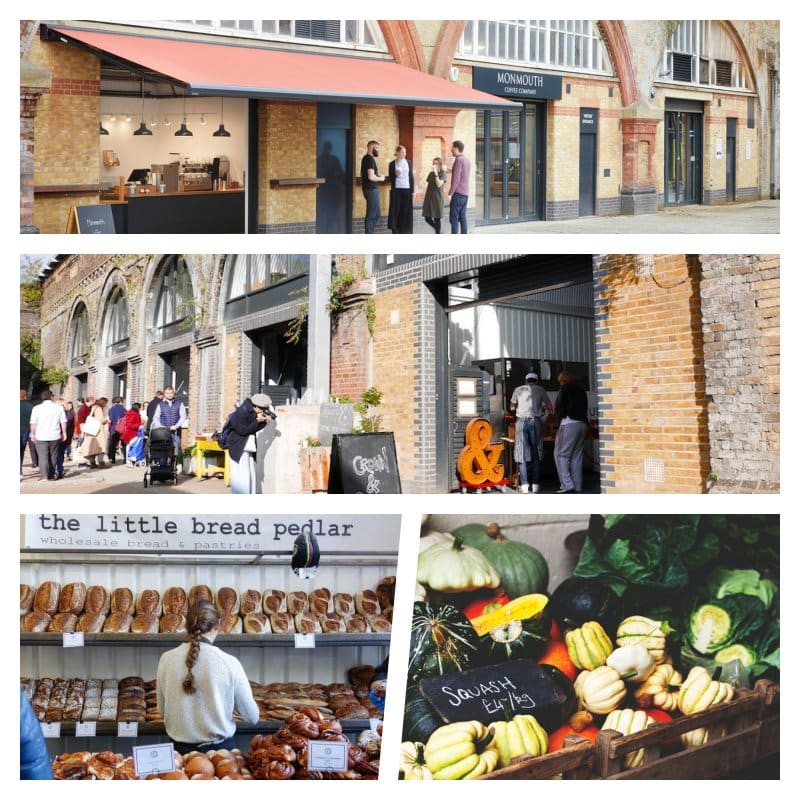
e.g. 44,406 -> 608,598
20,690 -> 53,779
145,389 -> 164,434
228,393 -> 274,494
106,396 -> 126,464
554,371 -> 589,494
20,389 -> 33,476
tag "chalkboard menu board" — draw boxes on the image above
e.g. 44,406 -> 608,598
419,659 -> 572,729
327,433 -> 401,494
317,403 -> 354,446
67,204 -> 116,234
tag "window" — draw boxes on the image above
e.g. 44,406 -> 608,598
69,304 -> 90,368
151,257 -> 194,341
224,254 -> 310,319
663,21 -> 750,90
104,288 -> 129,356
458,20 -> 613,74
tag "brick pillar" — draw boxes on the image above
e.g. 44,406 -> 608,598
619,113 -> 660,215
329,277 -> 375,403
20,56 -> 52,233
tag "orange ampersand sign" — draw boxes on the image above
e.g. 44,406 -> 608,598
457,417 -> 505,484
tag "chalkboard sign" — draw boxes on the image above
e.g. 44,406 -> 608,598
419,659 -> 572,729
327,433 -> 401,494
318,403 -> 354,447
66,204 -> 116,234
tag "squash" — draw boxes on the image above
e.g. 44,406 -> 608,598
606,645 -> 656,683
425,720 -> 499,780
548,711 -> 600,752
633,663 -> 683,712
419,531 -> 455,552
408,602 -> 481,683
489,714 -> 548,767
400,742 -> 432,780
453,523 -> 549,598
463,590 -> 510,620
417,536 -> 500,593
565,621 -> 613,670
601,709 -> 654,769
538,640 -> 578,682
616,615 -> 673,663
549,577 -> 622,637
402,687 -> 442,745
574,666 -> 627,715
471,593 -> 551,663
677,666 -> 735,749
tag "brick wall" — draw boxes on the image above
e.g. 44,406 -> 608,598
594,254 -> 709,493
700,254 -> 779,491
353,105 -> 398,222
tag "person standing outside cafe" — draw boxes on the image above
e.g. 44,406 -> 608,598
361,140 -> 385,233
448,140 -> 471,234
510,372 -> 553,493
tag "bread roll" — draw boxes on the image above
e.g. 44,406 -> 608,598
77,612 -> 106,633
160,613 -> 186,634
219,613 -> 242,634
163,586 -> 188,616
135,589 -> 162,616
84,585 -> 111,615
20,584 -> 35,616
309,588 -> 331,614
333,593 -> 354,616
240,589 -> 261,615
355,590 -> 380,617
262,589 -> 286,614
368,615 -> 392,633
48,612 -> 78,633
215,587 -> 239,615
243,613 -> 271,634
21,610 -> 51,632
103,612 -> 133,633
287,591 -> 308,615
375,576 -> 396,610
345,614 -> 368,633
110,587 -> 134,615
188,584 -> 213,608
294,612 -> 321,634
319,613 -> 345,633
33,581 -> 60,615
268,612 -> 294,634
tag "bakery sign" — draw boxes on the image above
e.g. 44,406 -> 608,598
23,514 -> 401,554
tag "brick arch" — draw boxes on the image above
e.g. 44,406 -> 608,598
429,21 -> 467,79
97,270 -> 130,354
379,21 -> 424,71
719,21 -> 758,91
597,21 -> 639,106
65,296 -> 92,369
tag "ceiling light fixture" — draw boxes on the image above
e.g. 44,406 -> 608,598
175,89 -> 193,136
212,96 -> 231,137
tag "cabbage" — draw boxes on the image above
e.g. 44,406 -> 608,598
707,568 -> 777,609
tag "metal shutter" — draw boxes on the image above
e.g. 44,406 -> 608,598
672,52 -> 693,82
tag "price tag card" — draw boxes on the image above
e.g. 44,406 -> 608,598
133,743 -> 175,778
40,722 -> 61,738
294,633 -> 316,649
75,721 -> 97,737
117,721 -> 139,737
62,632 -> 85,648
307,739 -> 348,772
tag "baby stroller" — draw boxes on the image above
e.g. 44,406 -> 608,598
125,428 -> 146,467
143,427 -> 178,487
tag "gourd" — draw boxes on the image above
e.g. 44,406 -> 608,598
409,603 -> 481,682
400,742 -> 432,780
425,721 -> 499,780
453,523 -> 549,598
606,645 -> 656,683
489,714 -> 549,768
471,593 -> 551,663
549,577 -> 622,637
601,709 -> 654,769
633,663 -> 683,712
565,620 -> 613,670
402,687 -> 442,745
574,666 -> 627,715
419,531 -> 455,552
616,615 -> 673,662
677,666 -> 735,749
548,711 -> 600,752
417,536 -> 500,593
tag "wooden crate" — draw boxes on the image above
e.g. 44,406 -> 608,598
480,734 -> 595,780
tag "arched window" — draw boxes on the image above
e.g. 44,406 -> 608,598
163,20 -> 387,50
458,20 -> 613,74
663,21 -> 750,90
104,287 -> 129,356
224,254 -> 310,320
151,257 -> 194,341
69,303 -> 90,368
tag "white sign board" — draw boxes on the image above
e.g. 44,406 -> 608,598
62,632 -> 84,648
716,138 -> 723,159
746,140 -> 752,160
75,721 -> 96,737
133,743 -> 175,777
23,515 -> 401,554
307,739 -> 349,771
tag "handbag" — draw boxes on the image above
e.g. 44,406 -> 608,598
82,416 -> 101,437
244,434 -> 257,453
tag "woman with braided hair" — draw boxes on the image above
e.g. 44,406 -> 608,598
156,600 -> 259,754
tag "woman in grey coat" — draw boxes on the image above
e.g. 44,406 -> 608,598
422,157 -> 447,233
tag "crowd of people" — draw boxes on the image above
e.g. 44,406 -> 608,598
20,387 -> 186,482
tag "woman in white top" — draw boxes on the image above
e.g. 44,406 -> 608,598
387,144 -> 414,234
156,601 -> 259,754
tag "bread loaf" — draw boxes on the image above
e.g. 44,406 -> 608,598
110,587 -> 134,615
345,614 -> 368,633
163,586 -> 188,616
368,615 -> 392,633
48,612 -> 78,633
287,591 -> 308,615
294,612 -> 321,635
188,585 -> 213,607
84,585 -> 111,615
268,612 -> 294,634
77,612 -> 106,633
333,593 -> 354,616
215,587 -> 239,615
262,589 -> 286,614
375,576 -> 396,610
309,588 -> 331,614
240,589 -> 261,615
103,612 -> 133,633
160,613 -> 186,634
131,613 -> 159,634
243,613 -> 271,634
219,613 -> 242,634
56,582 -> 86,615
135,589 -> 162,616
33,581 -> 60,615
355,590 -> 380,617
21,610 -> 52,632
319,613 -> 345,633
20,584 -> 34,616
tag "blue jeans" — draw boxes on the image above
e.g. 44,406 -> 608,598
449,192 -> 468,234
364,189 -> 380,233
20,432 -> 29,474
518,417 -> 541,486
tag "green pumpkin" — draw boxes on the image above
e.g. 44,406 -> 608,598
409,602 -> 481,683
480,603 -> 552,663
453,524 -> 549,599
402,686 -> 442,744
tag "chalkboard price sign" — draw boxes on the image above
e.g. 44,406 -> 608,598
317,403 -> 354,446
419,659 -> 572,730
327,433 -> 401,494
66,204 -> 116,234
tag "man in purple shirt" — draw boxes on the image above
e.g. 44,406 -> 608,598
448,140 -> 471,234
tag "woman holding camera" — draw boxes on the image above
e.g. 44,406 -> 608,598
227,393 -> 274,494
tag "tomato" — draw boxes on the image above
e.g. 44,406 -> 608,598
548,719 -> 600,752
646,709 -> 681,754
646,709 -> 673,725
537,640 -> 577,682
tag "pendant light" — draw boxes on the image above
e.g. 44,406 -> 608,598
133,78 -> 152,135
175,88 -> 193,136
212,96 -> 231,137
100,120 -> 109,135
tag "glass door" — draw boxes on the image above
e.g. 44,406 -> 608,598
665,111 -> 702,205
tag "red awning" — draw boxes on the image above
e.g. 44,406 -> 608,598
48,26 -> 519,109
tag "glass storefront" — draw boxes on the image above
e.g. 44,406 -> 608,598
665,109 -> 703,206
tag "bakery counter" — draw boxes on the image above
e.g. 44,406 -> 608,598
104,188 -> 245,234
21,632 -> 391,648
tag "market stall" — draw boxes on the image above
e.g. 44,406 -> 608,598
21,513 -> 399,780
403,514 -> 779,780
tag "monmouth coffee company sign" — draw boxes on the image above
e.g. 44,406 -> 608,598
472,66 -> 562,100
23,514 -> 400,554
